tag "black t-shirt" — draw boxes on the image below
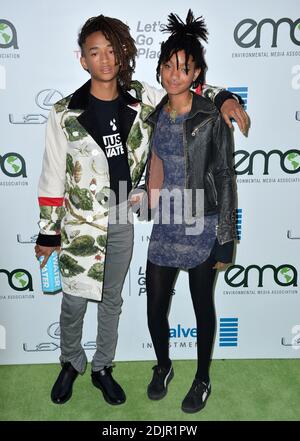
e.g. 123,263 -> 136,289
89,94 -> 132,205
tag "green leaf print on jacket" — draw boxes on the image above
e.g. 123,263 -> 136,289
65,235 -> 99,256
59,254 -> 85,277
130,80 -> 144,101
131,151 -> 146,185
140,104 -> 153,121
54,97 -> 71,114
50,220 -> 61,232
55,206 -> 66,219
127,122 -> 143,151
87,262 -> 104,283
64,116 -> 87,142
69,186 -> 93,210
66,153 -> 74,177
61,227 -> 70,245
96,235 -> 107,249
40,206 -> 53,220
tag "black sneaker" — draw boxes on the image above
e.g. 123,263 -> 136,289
147,365 -> 174,400
181,379 -> 211,413
91,366 -> 126,405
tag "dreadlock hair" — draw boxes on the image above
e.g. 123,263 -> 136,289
157,9 -> 208,88
78,14 -> 137,90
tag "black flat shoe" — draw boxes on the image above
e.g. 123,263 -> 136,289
91,366 -> 126,405
51,362 -> 79,404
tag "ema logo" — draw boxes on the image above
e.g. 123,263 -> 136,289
0,20 -> 18,49
227,87 -> 248,110
234,18 -> 300,48
235,208 -> 242,240
219,318 -> 238,347
0,269 -> 33,291
234,149 -> 300,175
225,264 -> 297,288
0,152 -> 27,177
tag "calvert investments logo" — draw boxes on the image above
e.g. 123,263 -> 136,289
169,324 -> 197,338
0,20 -> 18,49
227,87 -> 248,110
9,88 -> 63,124
235,208 -> 242,240
142,323 -> 198,350
219,318 -> 238,347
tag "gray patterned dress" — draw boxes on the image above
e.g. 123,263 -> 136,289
148,108 -> 218,270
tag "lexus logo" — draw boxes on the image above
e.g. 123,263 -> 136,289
47,322 -> 60,339
35,89 -> 63,110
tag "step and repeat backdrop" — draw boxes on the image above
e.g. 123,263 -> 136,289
0,0 -> 299,365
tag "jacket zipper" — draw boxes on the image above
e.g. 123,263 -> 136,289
183,120 -> 188,189
207,171 -> 218,205
191,116 -> 215,137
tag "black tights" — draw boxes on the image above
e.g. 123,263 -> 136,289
146,255 -> 217,383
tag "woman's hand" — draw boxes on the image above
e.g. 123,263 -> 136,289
128,190 -> 146,207
35,245 -> 61,268
220,98 -> 250,136
213,261 -> 230,271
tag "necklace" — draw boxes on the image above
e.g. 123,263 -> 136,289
166,92 -> 193,123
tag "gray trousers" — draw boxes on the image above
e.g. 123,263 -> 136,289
59,208 -> 133,374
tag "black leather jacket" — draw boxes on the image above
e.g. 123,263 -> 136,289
144,92 -> 237,248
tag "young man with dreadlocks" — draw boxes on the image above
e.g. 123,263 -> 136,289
34,13 -> 247,406
144,10 -> 238,413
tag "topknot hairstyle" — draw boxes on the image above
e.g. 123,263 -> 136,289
78,14 -> 137,89
157,9 -> 208,87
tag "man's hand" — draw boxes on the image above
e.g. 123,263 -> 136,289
220,99 -> 249,136
35,244 -> 60,268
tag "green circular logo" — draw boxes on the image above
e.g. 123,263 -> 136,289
0,22 -> 13,45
